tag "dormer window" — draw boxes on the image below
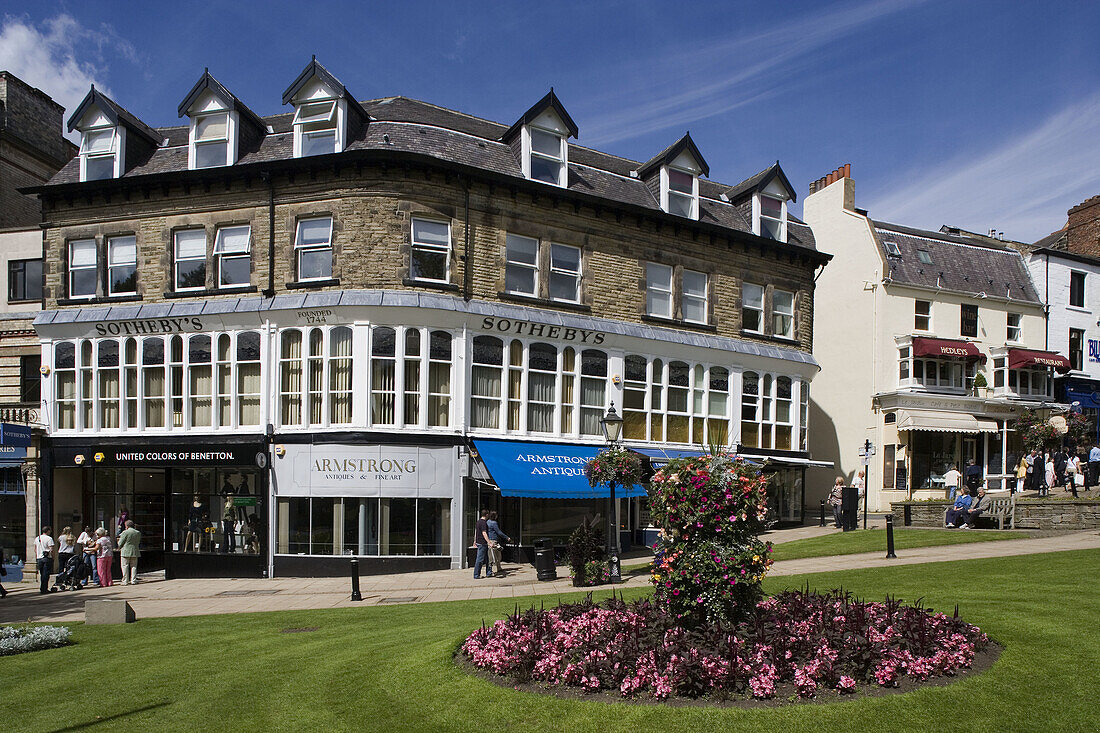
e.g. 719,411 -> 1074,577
755,194 -> 787,241
79,125 -> 121,181
293,99 -> 339,157
528,127 -> 566,186
664,167 -> 698,219
191,112 -> 231,169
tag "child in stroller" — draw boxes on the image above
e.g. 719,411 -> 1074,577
52,552 -> 89,591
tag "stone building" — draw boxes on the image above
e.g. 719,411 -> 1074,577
25,59 -> 830,578
0,71 -> 76,579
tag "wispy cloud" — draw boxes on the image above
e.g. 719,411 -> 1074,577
864,92 -> 1100,242
580,0 -> 927,146
0,14 -> 143,140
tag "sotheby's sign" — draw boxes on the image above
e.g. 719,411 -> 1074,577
273,443 -> 456,498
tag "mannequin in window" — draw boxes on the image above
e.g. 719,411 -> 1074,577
222,494 -> 236,553
185,495 -> 205,552
235,476 -> 251,523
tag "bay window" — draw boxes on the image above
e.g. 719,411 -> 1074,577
370,327 -> 397,425
622,355 -> 731,445
527,343 -> 557,433
471,336 -> 503,429
55,343 -> 76,429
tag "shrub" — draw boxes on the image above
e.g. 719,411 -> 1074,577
461,590 -> 989,700
649,453 -> 772,625
0,625 -> 73,656
566,517 -> 604,580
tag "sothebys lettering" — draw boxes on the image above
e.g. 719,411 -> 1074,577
95,317 -> 203,336
480,316 -> 605,344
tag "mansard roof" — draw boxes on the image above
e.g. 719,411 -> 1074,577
873,221 -> 1040,304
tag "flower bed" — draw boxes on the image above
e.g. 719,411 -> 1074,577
461,590 -> 989,701
0,625 -> 73,656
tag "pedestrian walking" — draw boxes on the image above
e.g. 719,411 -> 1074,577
473,509 -> 493,579
81,531 -> 99,586
33,526 -> 56,594
1088,444 -> 1100,490
943,464 -> 962,499
94,528 -> 114,587
827,477 -> 844,529
1043,453 -> 1055,497
486,511 -> 511,575
1053,448 -> 1067,488
1067,451 -> 1081,498
116,520 -> 141,585
1015,454 -> 1028,494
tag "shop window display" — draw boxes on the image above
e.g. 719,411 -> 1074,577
169,468 -> 262,554
275,497 -> 450,556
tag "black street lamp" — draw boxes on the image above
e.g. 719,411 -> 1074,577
601,403 -> 624,583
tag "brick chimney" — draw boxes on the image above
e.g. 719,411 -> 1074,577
808,163 -> 850,195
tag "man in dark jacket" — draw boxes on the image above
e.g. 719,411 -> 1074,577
958,488 -> 988,529
963,459 -> 983,493
1053,448 -> 1067,488
472,509 -> 493,579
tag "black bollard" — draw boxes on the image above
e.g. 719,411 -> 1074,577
350,558 -> 363,601
819,499 -> 827,527
885,514 -> 897,559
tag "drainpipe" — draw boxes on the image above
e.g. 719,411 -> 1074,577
262,171 -> 276,298
463,176 -> 471,302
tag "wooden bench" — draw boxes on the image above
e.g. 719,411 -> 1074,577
943,495 -> 1015,529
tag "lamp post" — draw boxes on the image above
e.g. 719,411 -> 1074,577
601,403 -> 624,583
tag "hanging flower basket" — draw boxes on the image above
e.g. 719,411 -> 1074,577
584,447 -> 644,488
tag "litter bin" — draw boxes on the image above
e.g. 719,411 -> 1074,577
841,485 -> 859,532
533,537 -> 557,581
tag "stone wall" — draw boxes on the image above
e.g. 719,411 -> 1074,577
40,163 -> 818,352
891,499 -> 1100,530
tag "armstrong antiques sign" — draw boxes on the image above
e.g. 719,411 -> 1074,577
273,443 -> 456,498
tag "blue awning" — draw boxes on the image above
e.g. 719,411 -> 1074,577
472,440 -> 647,498
1064,383 -> 1100,410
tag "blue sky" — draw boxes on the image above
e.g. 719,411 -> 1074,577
2,0 -> 1099,242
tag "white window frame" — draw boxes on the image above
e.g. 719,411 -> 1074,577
915,300 -> 932,331
548,243 -> 581,303
661,165 -> 699,220
523,125 -> 567,187
213,225 -> 252,288
68,239 -> 98,299
292,98 -> 344,158
409,218 -> 452,284
294,216 -> 334,282
645,262 -> 674,319
106,235 -> 137,296
188,110 -> 236,169
504,233 -> 539,297
682,269 -> 708,324
173,229 -> 207,292
1006,312 -> 1022,343
753,193 -> 788,243
742,283 -> 764,333
79,125 -> 124,181
773,289 -> 795,338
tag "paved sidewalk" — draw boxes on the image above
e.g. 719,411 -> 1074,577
2,528 -> 1097,625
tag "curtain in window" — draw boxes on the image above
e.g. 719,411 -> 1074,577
308,329 -> 324,425
237,331 -> 262,426
329,326 -> 353,425
97,340 -> 120,428
427,331 -> 451,427
280,331 -> 303,425
527,343 -> 556,433
471,365 -> 501,428
371,327 -> 396,425
143,367 -> 165,427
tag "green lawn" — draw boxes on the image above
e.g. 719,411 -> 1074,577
2,550 -> 1097,732
770,528 -> 1019,562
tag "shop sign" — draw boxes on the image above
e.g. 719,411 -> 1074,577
56,443 -> 265,467
0,445 -> 27,460
479,316 -> 606,345
274,443 -> 456,498
93,316 -> 204,336
1089,339 -> 1100,364
0,423 -> 31,447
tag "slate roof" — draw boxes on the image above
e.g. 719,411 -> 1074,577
636,132 -> 709,178
176,69 -> 267,131
37,95 -> 819,254
33,289 -> 818,369
873,221 -> 1041,304
65,87 -> 162,146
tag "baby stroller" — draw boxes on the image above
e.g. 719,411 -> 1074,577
52,553 -> 89,591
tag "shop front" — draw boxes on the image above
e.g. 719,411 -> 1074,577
270,440 -> 461,576
0,423 -> 30,575
47,437 -> 268,578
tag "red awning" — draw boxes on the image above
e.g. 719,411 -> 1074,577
911,337 -> 986,363
1008,348 -> 1071,373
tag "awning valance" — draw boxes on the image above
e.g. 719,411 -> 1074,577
911,337 -> 986,363
897,409 -> 999,434
1008,348 -> 1071,373
472,440 -> 647,499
